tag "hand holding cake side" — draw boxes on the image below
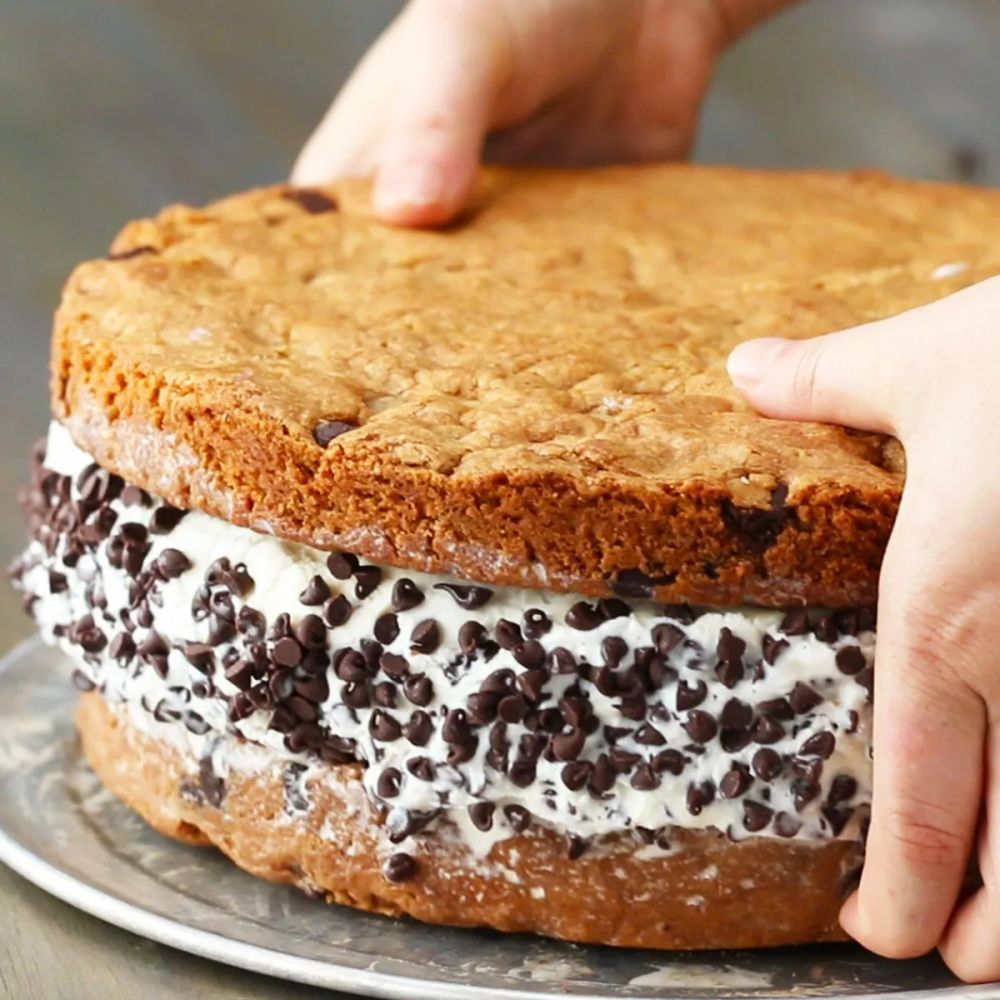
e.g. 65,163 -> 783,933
728,276 -> 1000,981
292,0 -> 796,225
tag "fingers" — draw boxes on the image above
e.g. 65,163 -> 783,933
838,504 -> 986,957
727,278 -> 1000,437
294,0 -> 513,226
938,724 -> 1000,981
726,324 -> 898,434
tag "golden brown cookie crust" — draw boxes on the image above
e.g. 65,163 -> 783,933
52,167 -> 1000,605
78,693 -> 859,949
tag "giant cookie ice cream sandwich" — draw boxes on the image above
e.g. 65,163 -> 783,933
12,166 -> 995,948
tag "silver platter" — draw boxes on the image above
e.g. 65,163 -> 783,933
0,637 -> 995,1000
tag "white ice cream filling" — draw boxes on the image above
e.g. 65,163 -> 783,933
16,422 -> 874,857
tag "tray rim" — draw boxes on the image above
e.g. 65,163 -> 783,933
1,636 -> 998,1000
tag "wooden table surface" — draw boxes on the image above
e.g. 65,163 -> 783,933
2,1 -> 999,996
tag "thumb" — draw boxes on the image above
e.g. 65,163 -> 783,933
370,0 -> 513,226
727,326 -> 896,434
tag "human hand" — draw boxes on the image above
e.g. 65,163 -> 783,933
728,276 -> 1000,981
292,0 -> 796,225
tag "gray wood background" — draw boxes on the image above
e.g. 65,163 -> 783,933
2,1 -> 1000,996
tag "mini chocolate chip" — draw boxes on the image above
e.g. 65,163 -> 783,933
377,767 -> 402,799
383,852 -> 417,883
516,668 -> 549,703
271,636 -> 302,668
433,582 -> 491,609
823,805 -> 854,836
481,668 -> 515,695
601,636 -> 628,667
716,627 -> 746,663
716,657 -> 744,689
720,728 -> 753,752
341,681 -> 370,709
835,645 -> 866,675
498,694 -> 528,724
779,608 -> 810,635
149,505 -> 186,534
855,667 -> 874,699
793,778 -> 821,811
509,760 -> 536,787
676,679 -> 708,711
548,647 -> 577,674
299,575 -> 330,606
380,652 -> 409,680
513,640 -> 546,669
295,673 -> 329,704
789,682 -> 824,714
402,710 -> 432,746
373,681 -> 398,708
751,715 -> 785,745
458,620 -> 486,655
814,615 -> 838,643
354,565 -> 382,599
599,598 -> 630,620
687,781 -> 716,815
182,642 -> 215,673
108,632 -> 135,663
719,698 -> 753,730
504,805 -> 531,833
324,594 -> 353,627
652,622 -> 684,655
756,697 -> 794,721
720,766 -> 752,799
593,666 -> 618,696
589,754 -> 616,794
407,757 -> 435,781
370,710 -> 402,742
566,835 -> 590,860
560,694 -> 591,728
313,420 -> 356,446
326,552 -> 358,579
235,606 -> 265,640
561,760 -> 593,791
683,710 -> 717,744
494,619 -> 522,649
295,614 -> 327,649
155,548 -> 191,579
71,670 -> 96,692
551,727 -> 586,761
284,187 -> 338,213
468,801 -> 495,831
775,812 -> 802,838
522,608 -> 551,638
743,800 -> 774,832
652,748 -> 685,775
335,649 -> 371,683
635,723 -> 666,746
466,691 -> 499,725
374,613 -> 400,645
828,774 -> 858,805
762,634 -> 789,665
791,756 -> 823,784
566,601 -> 604,631
630,764 -> 660,791
389,578 -> 424,611
800,731 -> 836,759
649,656 -> 678,688
410,619 -> 440,654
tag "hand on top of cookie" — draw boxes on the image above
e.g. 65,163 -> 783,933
293,0 -> 999,980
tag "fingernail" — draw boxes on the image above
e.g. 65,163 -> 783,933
373,160 -> 447,217
726,338 -> 787,389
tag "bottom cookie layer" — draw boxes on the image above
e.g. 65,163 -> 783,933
77,693 -> 860,949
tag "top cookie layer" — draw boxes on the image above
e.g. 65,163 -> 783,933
51,166 -> 1000,606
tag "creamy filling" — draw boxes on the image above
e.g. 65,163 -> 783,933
12,422 -> 874,861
